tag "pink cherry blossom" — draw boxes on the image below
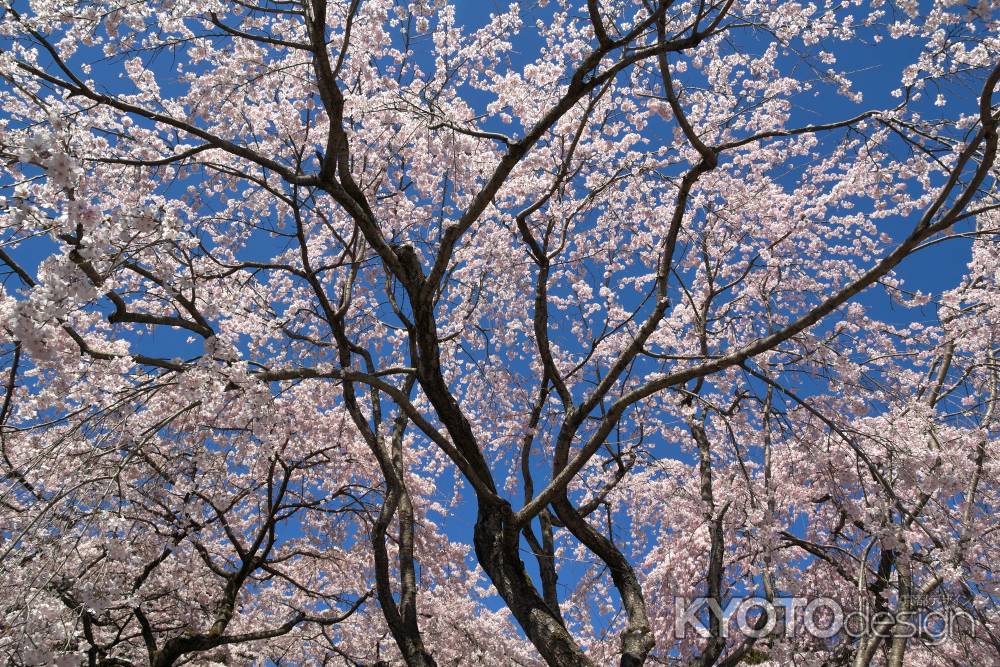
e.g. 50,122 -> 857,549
0,1 -> 998,666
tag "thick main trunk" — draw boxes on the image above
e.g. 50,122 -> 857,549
474,501 -> 595,667
401,275 -> 589,665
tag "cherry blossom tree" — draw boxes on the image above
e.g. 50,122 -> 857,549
0,0 -> 998,665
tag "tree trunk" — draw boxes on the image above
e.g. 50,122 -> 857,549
474,501 -> 595,667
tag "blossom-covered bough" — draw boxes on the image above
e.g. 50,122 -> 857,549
0,0 -> 998,665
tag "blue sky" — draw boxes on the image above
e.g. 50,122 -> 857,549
1,0 -> 988,654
